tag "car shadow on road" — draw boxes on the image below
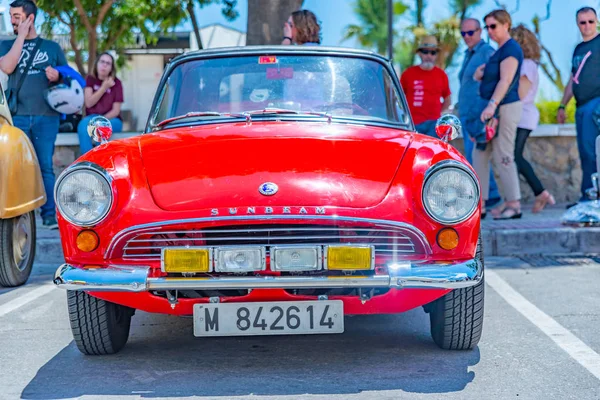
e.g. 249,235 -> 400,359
21,308 -> 480,398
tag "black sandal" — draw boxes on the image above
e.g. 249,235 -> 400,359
493,206 -> 522,220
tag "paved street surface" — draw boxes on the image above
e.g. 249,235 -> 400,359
1,255 -> 599,400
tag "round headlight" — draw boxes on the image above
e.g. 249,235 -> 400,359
423,164 -> 479,224
56,165 -> 113,226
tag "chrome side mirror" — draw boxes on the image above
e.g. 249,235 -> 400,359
88,116 -> 113,144
435,114 -> 461,143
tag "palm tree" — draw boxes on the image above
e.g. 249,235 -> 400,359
342,0 -> 409,55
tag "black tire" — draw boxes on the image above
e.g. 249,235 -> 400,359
427,236 -> 485,350
0,211 -> 35,287
67,290 -> 135,355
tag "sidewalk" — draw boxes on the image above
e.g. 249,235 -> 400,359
481,202 -> 599,256
34,203 -> 599,265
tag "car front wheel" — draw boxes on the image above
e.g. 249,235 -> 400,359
67,291 -> 135,355
0,211 -> 35,287
426,236 -> 485,350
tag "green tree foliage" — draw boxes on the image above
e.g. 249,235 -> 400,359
536,99 -> 575,124
343,0 -> 482,71
38,0 -> 188,75
341,0 -> 409,55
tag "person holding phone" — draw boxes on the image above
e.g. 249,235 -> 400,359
281,9 -> 321,46
77,51 -> 124,154
0,0 -> 68,229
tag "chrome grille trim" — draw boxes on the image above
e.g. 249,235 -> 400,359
105,215 -> 432,259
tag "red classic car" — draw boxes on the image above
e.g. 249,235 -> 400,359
53,46 -> 484,355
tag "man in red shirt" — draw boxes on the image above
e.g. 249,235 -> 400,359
400,36 -> 451,137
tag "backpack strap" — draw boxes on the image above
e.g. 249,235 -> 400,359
12,37 -> 42,94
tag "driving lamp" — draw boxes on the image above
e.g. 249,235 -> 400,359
423,163 -> 479,225
326,245 -> 374,270
214,247 -> 266,272
162,248 -> 211,273
271,246 -> 322,271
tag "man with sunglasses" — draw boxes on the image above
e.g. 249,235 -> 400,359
457,18 -> 502,210
558,6 -> 600,204
400,35 -> 451,138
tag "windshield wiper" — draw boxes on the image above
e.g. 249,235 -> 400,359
155,111 -> 249,127
245,108 -> 332,122
155,107 -> 332,128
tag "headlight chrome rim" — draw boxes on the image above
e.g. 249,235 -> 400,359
55,162 -> 114,227
422,160 -> 480,225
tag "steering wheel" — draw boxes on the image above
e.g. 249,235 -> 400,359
312,102 -> 370,116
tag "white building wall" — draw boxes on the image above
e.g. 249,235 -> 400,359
119,55 -> 164,131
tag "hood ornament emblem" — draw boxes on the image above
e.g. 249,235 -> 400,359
259,182 -> 278,196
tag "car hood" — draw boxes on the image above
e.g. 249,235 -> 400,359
139,122 -> 412,211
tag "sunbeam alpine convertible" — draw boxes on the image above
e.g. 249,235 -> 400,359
53,46 -> 484,355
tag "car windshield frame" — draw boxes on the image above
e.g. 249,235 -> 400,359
145,47 -> 414,133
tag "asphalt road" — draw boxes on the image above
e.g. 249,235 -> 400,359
1,256 -> 599,400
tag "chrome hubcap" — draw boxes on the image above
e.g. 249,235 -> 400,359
12,213 -> 32,272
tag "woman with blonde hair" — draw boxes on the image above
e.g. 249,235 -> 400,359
282,9 -> 321,46
473,9 -> 524,219
511,24 -> 555,212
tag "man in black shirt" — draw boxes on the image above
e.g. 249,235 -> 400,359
558,6 -> 600,202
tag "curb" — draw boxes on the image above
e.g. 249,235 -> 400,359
34,227 -> 600,264
482,227 -> 600,256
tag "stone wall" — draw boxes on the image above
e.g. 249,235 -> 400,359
450,135 -> 582,204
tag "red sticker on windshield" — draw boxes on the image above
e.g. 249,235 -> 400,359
267,67 -> 293,79
259,56 -> 277,64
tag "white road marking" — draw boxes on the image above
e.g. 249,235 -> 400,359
0,285 -> 56,318
486,270 -> 600,381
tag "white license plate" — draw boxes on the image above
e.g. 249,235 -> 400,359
193,300 -> 344,337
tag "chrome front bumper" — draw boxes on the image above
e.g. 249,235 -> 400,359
53,258 -> 483,292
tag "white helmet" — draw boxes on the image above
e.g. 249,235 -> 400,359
44,77 -> 84,115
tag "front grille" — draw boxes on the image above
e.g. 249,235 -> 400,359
119,224 -> 426,261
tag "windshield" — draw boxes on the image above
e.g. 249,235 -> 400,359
151,54 -> 409,128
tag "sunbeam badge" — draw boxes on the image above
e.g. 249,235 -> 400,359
259,182 -> 278,196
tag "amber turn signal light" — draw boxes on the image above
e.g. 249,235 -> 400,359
76,230 -> 99,252
437,228 -> 459,250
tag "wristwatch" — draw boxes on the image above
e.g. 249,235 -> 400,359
283,36 -> 292,43
558,104 -> 566,110
489,98 -> 498,107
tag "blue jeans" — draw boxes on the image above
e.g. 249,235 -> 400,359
77,115 -> 123,154
415,120 -> 437,138
575,97 -> 600,200
460,116 -> 501,202
13,115 -> 60,219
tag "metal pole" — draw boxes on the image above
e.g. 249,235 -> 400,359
387,0 -> 393,61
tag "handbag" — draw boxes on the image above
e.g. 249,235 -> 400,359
485,117 -> 499,141
5,37 -> 42,115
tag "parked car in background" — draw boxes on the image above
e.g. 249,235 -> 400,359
53,46 -> 484,355
0,84 -> 45,287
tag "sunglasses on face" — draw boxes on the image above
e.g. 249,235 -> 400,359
419,49 -> 438,55
579,20 -> 597,25
484,24 -> 497,30
461,29 -> 479,37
